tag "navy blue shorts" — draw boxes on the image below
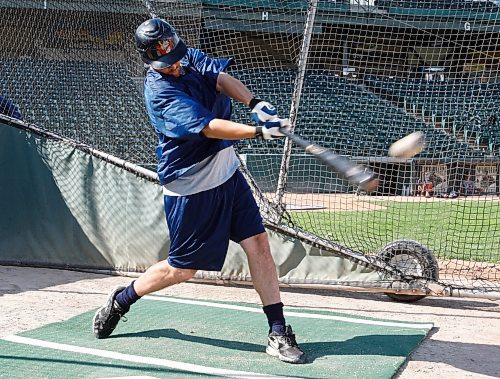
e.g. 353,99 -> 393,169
164,169 -> 265,271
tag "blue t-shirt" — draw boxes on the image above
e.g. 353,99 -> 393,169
144,48 -> 235,185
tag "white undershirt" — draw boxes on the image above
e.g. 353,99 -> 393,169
162,146 -> 239,196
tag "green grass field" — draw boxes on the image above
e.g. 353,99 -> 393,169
291,199 -> 500,263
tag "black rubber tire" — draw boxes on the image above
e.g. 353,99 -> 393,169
378,239 -> 439,303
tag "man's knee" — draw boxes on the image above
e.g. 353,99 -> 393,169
171,267 -> 197,283
161,262 -> 197,284
241,232 -> 274,260
247,231 -> 268,245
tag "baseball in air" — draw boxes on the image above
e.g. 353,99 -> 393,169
388,131 -> 426,158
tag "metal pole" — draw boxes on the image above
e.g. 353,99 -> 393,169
274,0 -> 319,209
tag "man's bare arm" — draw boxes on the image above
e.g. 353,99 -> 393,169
216,72 -> 253,106
202,118 -> 257,139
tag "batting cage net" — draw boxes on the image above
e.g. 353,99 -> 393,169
1,0 -> 499,299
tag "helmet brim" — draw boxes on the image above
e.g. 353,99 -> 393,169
143,39 -> 188,70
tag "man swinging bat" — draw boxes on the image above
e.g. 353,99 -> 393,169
92,18 -> 306,364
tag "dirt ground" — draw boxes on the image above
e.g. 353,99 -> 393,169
265,193 -> 500,212
0,265 -> 499,379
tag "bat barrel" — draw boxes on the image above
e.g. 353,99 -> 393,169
355,171 -> 379,192
282,128 -> 378,192
318,150 -> 378,192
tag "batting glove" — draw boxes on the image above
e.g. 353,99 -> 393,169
255,118 -> 291,140
249,98 -> 278,124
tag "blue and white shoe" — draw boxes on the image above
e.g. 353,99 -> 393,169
266,325 -> 306,364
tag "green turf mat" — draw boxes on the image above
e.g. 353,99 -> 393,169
0,295 -> 433,378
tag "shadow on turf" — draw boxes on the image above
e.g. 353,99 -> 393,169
109,328 -> 499,376
112,328 -> 425,363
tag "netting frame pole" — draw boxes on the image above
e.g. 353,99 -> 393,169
274,0 -> 319,208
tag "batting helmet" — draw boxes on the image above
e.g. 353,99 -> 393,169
134,18 -> 187,69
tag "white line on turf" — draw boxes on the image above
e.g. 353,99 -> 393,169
143,295 -> 434,330
2,335 -> 296,379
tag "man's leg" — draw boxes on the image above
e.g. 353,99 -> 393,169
239,232 -> 280,306
240,232 -> 306,364
93,262 -> 196,339
133,261 -> 197,296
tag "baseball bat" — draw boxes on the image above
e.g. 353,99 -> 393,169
280,128 -> 379,192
